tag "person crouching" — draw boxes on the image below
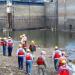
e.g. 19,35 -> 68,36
16,44 -> 25,70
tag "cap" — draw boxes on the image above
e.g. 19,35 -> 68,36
3,37 -> 7,40
54,46 -> 58,50
41,51 -> 46,55
26,49 -> 30,52
19,44 -> 22,48
0,37 -> 2,40
31,40 -> 35,44
8,37 -> 11,39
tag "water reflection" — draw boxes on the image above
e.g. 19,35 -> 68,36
1,30 -> 75,48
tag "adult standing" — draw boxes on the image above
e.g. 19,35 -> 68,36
58,50 -> 67,68
36,51 -> 47,75
25,49 -> 33,75
7,37 -> 13,56
16,44 -> 25,70
52,46 -> 62,71
29,40 -> 36,54
2,37 -> 7,56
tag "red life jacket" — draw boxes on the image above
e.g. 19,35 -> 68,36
59,61 -> 63,67
37,56 -> 45,65
8,42 -> 13,47
59,69 -> 69,75
59,59 -> 66,67
18,51 -> 24,56
2,41 -> 7,46
54,52 -> 61,58
26,54 -> 32,60
0,41 -> 3,46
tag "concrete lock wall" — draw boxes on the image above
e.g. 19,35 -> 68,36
0,4 -> 45,30
0,5 -> 6,29
0,0 -> 75,30
58,0 -> 75,30
45,0 -> 57,29
13,5 -> 45,30
46,0 -> 75,30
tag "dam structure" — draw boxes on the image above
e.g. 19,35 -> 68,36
0,0 -> 75,31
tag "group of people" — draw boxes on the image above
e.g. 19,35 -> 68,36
16,34 -> 37,75
0,37 -> 13,56
0,33 -> 73,75
17,34 -> 73,75
52,46 -> 72,75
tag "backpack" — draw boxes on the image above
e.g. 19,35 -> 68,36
59,69 -> 69,75
26,54 -> 32,60
54,52 -> 61,58
37,56 -> 45,65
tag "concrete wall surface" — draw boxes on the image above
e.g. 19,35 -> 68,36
0,0 -> 75,30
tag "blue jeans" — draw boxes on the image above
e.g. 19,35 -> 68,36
3,46 -> 6,56
26,60 -> 33,74
8,46 -> 13,56
54,59 -> 59,71
18,56 -> 24,69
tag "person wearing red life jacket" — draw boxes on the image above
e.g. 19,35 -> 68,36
16,44 -> 25,70
58,60 -> 72,75
0,37 -> 2,46
58,51 -> 67,68
7,37 -> 13,56
36,51 -> 47,75
2,37 -> 7,56
25,49 -> 33,75
52,46 -> 62,71
29,40 -> 36,54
